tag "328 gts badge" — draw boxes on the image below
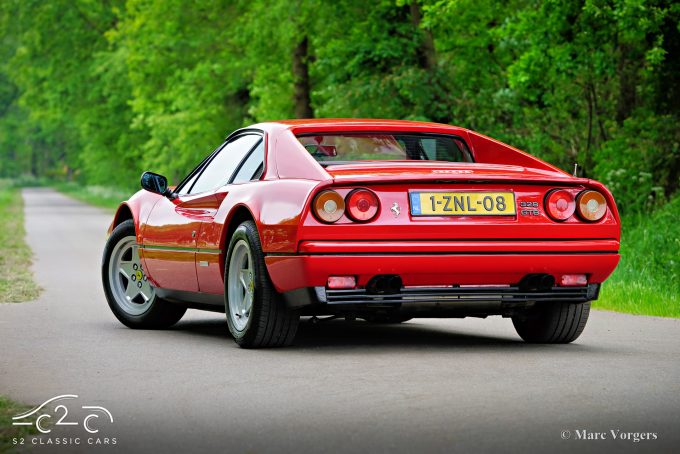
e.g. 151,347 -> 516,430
519,200 -> 540,216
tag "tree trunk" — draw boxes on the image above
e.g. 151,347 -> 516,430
30,144 -> 38,177
292,36 -> 313,119
616,43 -> 637,125
410,1 -> 437,70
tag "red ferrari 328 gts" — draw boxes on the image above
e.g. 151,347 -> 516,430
102,119 -> 620,348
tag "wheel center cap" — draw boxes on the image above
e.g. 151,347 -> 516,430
136,270 -> 143,281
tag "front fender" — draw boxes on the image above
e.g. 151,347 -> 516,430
108,190 -> 162,245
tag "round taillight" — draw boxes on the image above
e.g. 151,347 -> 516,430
577,190 -> 607,221
545,189 -> 576,221
313,190 -> 345,223
345,189 -> 380,222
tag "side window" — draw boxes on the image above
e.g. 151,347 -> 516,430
189,134 -> 261,194
177,171 -> 200,196
176,142 -> 226,195
231,140 -> 264,184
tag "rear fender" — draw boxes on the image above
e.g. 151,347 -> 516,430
209,179 -> 323,254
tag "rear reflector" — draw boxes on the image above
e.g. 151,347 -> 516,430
560,274 -> 588,286
327,276 -> 356,289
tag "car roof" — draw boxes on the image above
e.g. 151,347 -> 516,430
252,118 -> 471,135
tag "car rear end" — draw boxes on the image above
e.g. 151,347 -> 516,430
265,127 -> 621,323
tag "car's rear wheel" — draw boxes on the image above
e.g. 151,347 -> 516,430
512,301 -> 590,343
225,221 -> 299,348
102,219 -> 186,328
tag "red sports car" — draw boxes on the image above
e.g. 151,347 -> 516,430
102,119 -> 620,348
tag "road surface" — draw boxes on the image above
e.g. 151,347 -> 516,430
1,188 -> 679,453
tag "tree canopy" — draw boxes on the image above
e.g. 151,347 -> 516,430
1,0 -> 678,213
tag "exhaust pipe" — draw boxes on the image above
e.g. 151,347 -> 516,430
366,275 -> 402,295
519,274 -> 555,292
366,276 -> 386,294
540,274 -> 555,290
387,276 -> 403,293
526,275 -> 540,290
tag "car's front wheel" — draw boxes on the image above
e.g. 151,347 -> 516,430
225,221 -> 300,348
512,301 -> 590,343
102,219 -> 186,328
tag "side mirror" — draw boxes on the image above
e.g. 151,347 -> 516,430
141,172 -> 176,199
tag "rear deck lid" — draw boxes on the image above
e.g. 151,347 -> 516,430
324,161 -> 577,185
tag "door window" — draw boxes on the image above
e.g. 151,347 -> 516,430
188,134 -> 261,194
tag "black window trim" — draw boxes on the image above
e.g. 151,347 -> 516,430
177,129 -> 265,195
295,131 -> 474,164
229,137 -> 265,185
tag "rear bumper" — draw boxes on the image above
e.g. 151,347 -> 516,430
321,284 -> 600,305
265,247 -> 620,294
297,239 -> 620,254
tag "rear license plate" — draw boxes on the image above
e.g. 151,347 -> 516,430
410,192 -> 516,216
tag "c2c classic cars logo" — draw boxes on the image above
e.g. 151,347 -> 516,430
12,394 -> 114,435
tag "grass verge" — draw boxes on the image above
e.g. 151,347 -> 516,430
595,196 -> 680,317
0,181 -> 40,303
0,396 -> 40,453
53,181 -> 132,210
0,182 -> 42,450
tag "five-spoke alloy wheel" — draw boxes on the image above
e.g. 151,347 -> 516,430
108,236 -> 155,316
227,239 -> 255,331
225,221 -> 299,348
102,219 -> 186,328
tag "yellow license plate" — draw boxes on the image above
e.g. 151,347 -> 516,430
410,192 -> 516,216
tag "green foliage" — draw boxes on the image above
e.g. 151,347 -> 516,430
594,114 -> 679,212
596,196 -> 680,317
109,0 -> 249,182
0,0 -> 678,213
314,1 -> 444,120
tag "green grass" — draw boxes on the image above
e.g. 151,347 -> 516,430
0,396 -> 39,453
0,181 -> 41,303
595,196 -> 680,318
53,181 -> 132,210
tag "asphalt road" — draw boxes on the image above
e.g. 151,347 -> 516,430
1,188 -> 679,454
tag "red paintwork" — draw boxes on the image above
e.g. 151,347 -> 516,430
109,119 -> 621,297
265,254 -> 620,290
297,239 -> 620,254
143,193 -> 219,292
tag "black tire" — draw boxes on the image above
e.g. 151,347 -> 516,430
225,221 -> 299,348
102,219 -> 187,329
512,301 -> 590,343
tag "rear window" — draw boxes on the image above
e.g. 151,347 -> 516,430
297,133 -> 473,164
